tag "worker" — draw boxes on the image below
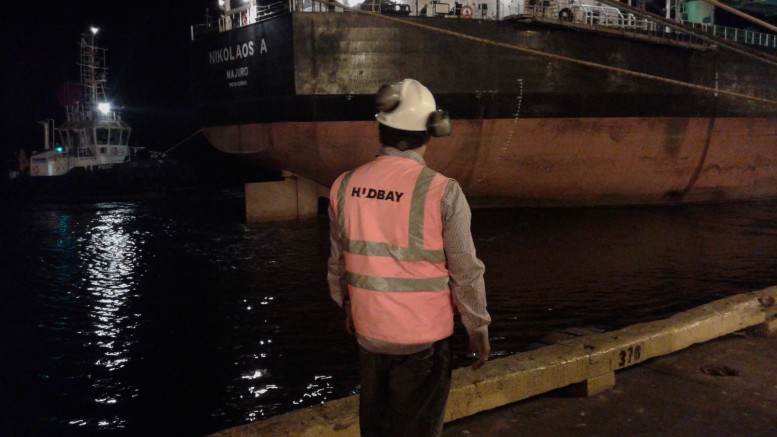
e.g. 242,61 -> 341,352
327,78 -> 491,437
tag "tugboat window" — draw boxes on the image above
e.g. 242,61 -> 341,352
82,130 -> 92,148
110,129 -> 121,146
97,128 -> 110,145
71,130 -> 85,149
121,129 -> 130,146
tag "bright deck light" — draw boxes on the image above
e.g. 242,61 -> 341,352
98,102 -> 111,114
90,26 -> 99,35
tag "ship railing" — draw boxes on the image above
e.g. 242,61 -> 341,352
190,0 -> 777,49
191,1 -> 291,39
534,3 -> 652,30
65,108 -> 122,123
191,21 -> 218,39
94,111 -> 121,122
579,6 -> 655,31
682,21 -> 777,49
217,1 -> 290,32
531,2 -> 777,49
296,0 -> 347,12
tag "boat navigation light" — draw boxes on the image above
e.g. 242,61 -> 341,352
90,26 -> 99,35
218,0 -> 225,8
98,102 -> 111,114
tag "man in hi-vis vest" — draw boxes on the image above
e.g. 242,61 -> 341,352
328,78 -> 491,437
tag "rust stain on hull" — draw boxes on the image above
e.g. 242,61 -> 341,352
203,116 -> 777,207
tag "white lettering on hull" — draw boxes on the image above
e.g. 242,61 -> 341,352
208,40 -> 266,65
226,67 -> 250,80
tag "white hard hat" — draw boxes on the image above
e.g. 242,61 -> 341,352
375,79 -> 437,132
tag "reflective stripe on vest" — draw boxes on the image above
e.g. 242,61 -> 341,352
331,156 -> 454,344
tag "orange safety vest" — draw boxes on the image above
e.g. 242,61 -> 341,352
330,156 -> 455,345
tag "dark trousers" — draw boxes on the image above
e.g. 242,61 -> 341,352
358,338 -> 452,437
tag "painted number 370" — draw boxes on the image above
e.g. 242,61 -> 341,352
618,345 -> 642,368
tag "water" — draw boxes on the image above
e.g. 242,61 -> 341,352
1,192 -> 776,436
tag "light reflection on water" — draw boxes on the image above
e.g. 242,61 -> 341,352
38,206 -> 144,431
1,195 -> 776,436
81,209 -> 141,429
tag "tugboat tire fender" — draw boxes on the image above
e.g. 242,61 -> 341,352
461,5 -> 474,18
559,8 -> 573,21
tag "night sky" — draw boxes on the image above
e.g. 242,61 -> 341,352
1,1 -> 216,159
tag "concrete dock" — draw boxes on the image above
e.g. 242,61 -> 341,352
442,332 -> 777,437
212,286 -> 776,437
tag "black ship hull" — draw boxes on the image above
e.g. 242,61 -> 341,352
190,12 -> 777,207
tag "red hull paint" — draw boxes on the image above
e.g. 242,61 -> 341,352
203,117 -> 777,207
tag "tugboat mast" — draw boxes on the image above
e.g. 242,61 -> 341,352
73,27 -> 111,123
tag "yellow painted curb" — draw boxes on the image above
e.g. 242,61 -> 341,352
211,286 -> 777,436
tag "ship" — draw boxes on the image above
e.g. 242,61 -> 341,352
5,28 -> 190,203
188,0 -> 777,211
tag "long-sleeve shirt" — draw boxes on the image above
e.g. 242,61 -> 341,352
327,147 -> 491,355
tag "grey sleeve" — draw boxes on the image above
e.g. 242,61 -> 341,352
327,204 -> 349,308
442,180 -> 491,338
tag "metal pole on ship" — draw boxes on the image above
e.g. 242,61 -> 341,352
675,0 -> 681,21
37,121 -> 51,151
222,0 -> 232,30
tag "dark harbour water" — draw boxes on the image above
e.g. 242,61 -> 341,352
1,192 -> 776,436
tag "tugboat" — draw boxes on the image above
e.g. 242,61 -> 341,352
7,27 -> 188,203
30,27 -> 136,179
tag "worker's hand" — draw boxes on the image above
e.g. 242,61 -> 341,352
344,301 -> 355,336
469,331 -> 491,370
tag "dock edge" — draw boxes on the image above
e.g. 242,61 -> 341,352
210,285 -> 777,437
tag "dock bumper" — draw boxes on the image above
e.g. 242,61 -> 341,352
244,172 -> 328,222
